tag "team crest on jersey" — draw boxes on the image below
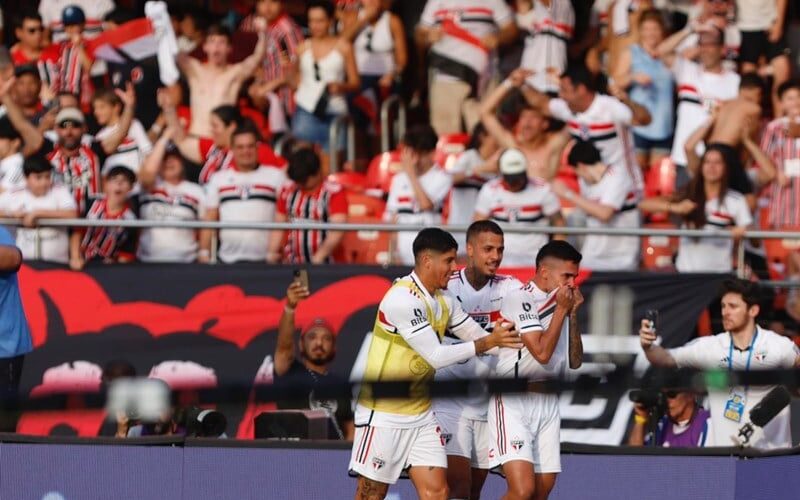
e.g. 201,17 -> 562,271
511,439 -> 524,451
578,124 -> 591,140
241,186 -> 250,200
469,313 -> 490,329
372,457 -> 385,471
441,432 -> 452,445
754,351 -> 767,363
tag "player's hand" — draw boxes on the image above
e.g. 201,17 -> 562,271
571,287 -> 584,314
286,280 -> 310,308
555,285 -> 575,311
639,318 -> 657,350
488,321 -> 524,350
633,403 -> 649,420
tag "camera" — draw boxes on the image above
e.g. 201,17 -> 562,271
174,406 -> 228,438
629,389 -> 664,411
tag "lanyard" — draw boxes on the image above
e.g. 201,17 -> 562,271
728,328 -> 758,394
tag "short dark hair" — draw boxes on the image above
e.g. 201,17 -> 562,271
777,79 -> 800,99
211,105 -> 241,128
14,64 -> 41,80
413,228 -> 458,260
638,9 -> 666,31
466,220 -> 503,243
205,24 -> 232,42
231,120 -> 263,142
105,165 -> 136,185
92,87 -> 123,108
287,147 -> 322,184
102,359 -> 136,383
23,155 -> 52,176
13,8 -> 43,30
561,64 -> 596,92
566,140 -> 601,167
739,72 -> 765,92
403,124 -> 439,154
720,279 -> 761,309
467,122 -> 488,151
535,240 -> 582,268
307,0 -> 335,19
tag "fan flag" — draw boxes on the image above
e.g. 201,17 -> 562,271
85,18 -> 157,63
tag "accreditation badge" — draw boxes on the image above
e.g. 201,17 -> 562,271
723,391 -> 746,423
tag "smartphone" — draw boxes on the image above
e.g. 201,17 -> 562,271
645,309 -> 659,333
294,269 -> 310,291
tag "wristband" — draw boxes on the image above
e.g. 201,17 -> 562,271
634,415 -> 648,425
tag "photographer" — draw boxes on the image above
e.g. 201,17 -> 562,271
640,279 -> 800,449
628,389 -> 710,447
273,277 -> 354,440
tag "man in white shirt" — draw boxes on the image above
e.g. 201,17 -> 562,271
0,117 -> 23,193
0,155 -> 76,263
202,123 -> 287,263
416,0 -> 517,135
551,140 -> 641,271
474,148 -> 564,267
521,65 -> 650,192
490,240 -> 584,500
350,227 -> 523,499
385,125 -> 452,265
640,279 -> 800,449
434,220 -> 523,500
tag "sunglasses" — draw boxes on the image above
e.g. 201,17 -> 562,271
313,61 -> 321,81
664,390 -> 680,399
365,29 -> 374,53
58,121 -> 82,129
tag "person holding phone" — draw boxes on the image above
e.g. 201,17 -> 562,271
273,272 -> 354,440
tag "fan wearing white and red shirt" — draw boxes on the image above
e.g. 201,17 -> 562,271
92,88 -> 153,176
136,129 -> 207,263
474,148 -> 564,267
519,0 -> 574,96
1,81 -> 136,215
417,0 -> 518,134
202,125 -> 288,264
268,147 -> 348,264
552,140 -> 641,271
10,11 -> 46,67
519,65 -> 650,193
384,125 -> 453,265
658,25 -> 740,173
39,0 -> 112,43
69,166 -> 139,271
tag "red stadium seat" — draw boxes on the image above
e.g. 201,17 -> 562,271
239,103 -> 271,141
641,222 -> 678,271
335,215 -> 391,265
365,150 -> 402,195
328,171 -> 369,192
643,158 -> 677,223
435,133 -> 469,171
763,232 -> 800,281
346,191 -> 386,219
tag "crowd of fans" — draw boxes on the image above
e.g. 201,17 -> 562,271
0,1 -> 798,288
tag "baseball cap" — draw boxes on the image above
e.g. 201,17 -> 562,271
55,107 -> 85,126
62,5 -> 87,26
499,148 -> 528,176
301,318 -> 335,338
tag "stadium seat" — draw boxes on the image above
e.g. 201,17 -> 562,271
763,232 -> 800,281
328,171 -> 369,192
365,150 -> 402,195
643,158 -> 677,223
335,215 -> 391,265
239,103 -> 271,141
435,133 -> 469,171
641,222 -> 678,271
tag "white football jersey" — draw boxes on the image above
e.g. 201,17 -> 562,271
494,282 -> 569,381
435,270 -> 523,420
138,180 -> 207,263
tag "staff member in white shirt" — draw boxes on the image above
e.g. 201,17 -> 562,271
551,140 -> 640,271
640,279 -> 800,449
385,125 -> 452,265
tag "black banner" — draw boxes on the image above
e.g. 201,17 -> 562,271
16,263 -> 726,442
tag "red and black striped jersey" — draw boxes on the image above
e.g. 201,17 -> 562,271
80,196 -> 138,262
40,137 -> 106,215
277,181 -> 348,263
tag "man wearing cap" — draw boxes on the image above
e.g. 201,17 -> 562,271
474,148 -> 565,267
39,0 -> 113,43
0,76 -> 135,214
273,276 -> 354,440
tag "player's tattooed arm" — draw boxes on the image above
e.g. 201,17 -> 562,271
569,288 -> 584,369
355,477 -> 389,500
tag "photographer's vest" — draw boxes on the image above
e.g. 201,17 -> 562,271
357,279 -> 450,416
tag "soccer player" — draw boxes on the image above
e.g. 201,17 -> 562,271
350,228 -> 523,500
490,240 -> 584,500
434,220 -> 523,500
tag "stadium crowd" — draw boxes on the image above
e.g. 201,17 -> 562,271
0,0 -> 797,276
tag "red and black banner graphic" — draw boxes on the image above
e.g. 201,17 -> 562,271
16,264 -> 726,442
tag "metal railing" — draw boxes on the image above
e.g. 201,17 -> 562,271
328,115 -> 356,173
380,95 -> 407,152
4,217 -> 800,277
